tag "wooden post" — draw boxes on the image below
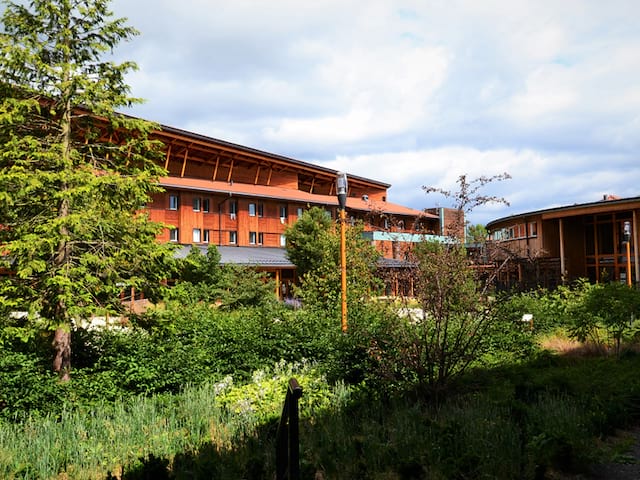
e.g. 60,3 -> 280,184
559,218 -> 566,284
634,210 -> 639,285
340,208 -> 347,332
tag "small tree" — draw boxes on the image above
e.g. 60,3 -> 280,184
0,0 -> 174,380
285,206 -> 382,315
570,282 -> 640,356
168,245 -> 276,309
372,174 -> 511,395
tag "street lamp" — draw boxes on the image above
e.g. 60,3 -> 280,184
624,221 -> 632,287
336,172 -> 348,332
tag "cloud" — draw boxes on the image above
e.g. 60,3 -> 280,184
105,0 -> 640,227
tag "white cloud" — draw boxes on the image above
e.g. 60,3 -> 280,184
104,0 -> 640,226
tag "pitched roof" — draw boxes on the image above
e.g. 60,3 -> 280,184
486,194 -> 640,229
159,176 -> 432,218
176,245 -> 294,268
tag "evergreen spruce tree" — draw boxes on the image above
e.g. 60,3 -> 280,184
0,0 -> 174,380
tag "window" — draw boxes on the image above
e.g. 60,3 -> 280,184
203,229 -> 210,243
297,207 -> 304,217
229,200 -> 237,219
169,194 -> 179,210
280,234 -> 286,247
193,197 -> 201,212
249,231 -> 257,244
258,232 -> 264,245
249,203 -> 257,217
279,205 -> 287,223
229,231 -> 237,244
192,228 -> 201,243
257,203 -> 264,217
529,222 -> 537,237
169,228 -> 179,242
202,198 -> 210,213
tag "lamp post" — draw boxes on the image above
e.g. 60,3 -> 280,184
624,221 -> 632,287
336,172 -> 348,332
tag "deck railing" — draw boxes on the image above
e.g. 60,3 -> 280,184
276,377 -> 303,480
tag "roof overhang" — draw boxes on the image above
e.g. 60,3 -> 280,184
159,176 -> 430,217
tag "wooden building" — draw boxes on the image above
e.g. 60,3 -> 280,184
486,195 -> 640,289
143,122 -> 458,296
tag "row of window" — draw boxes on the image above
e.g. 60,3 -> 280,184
491,221 -> 538,241
169,228 -> 287,246
168,194 -> 300,220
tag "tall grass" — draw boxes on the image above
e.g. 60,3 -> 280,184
2,355 -> 640,479
0,382 -> 242,479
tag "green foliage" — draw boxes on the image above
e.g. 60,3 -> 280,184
0,0 -> 176,378
168,245 -> 277,308
570,282 -> 640,355
286,206 -> 382,315
284,206 -> 333,278
396,241 -> 493,393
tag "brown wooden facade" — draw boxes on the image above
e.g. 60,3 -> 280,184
486,196 -> 640,288
146,124 -> 439,256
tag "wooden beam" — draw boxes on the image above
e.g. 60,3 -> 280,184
212,156 -> 219,181
164,144 -> 172,170
254,165 -> 261,185
227,158 -> 234,183
180,148 -> 188,177
267,167 -> 273,186
309,177 -> 315,194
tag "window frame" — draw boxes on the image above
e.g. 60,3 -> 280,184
169,194 -> 179,210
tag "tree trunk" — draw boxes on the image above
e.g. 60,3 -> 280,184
52,327 -> 71,382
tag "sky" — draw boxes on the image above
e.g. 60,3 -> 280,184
107,0 -> 640,226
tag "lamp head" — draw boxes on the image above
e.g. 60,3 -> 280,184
336,172 -> 348,210
624,221 -> 631,243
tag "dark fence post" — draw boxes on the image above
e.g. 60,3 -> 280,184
276,377 -> 303,480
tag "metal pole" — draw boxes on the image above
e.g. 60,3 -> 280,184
340,208 -> 347,332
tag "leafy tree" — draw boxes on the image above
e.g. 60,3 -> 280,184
168,245 -> 276,309
371,174 -> 512,395
466,223 -> 487,245
285,206 -> 382,315
284,206 -> 333,278
0,0 -> 174,380
570,282 -> 640,356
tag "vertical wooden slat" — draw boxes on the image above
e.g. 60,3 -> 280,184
180,148 -> 188,177
227,158 -> 234,183
164,145 -> 172,170
212,156 -> 219,181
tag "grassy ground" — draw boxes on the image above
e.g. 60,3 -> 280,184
2,347 -> 640,479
